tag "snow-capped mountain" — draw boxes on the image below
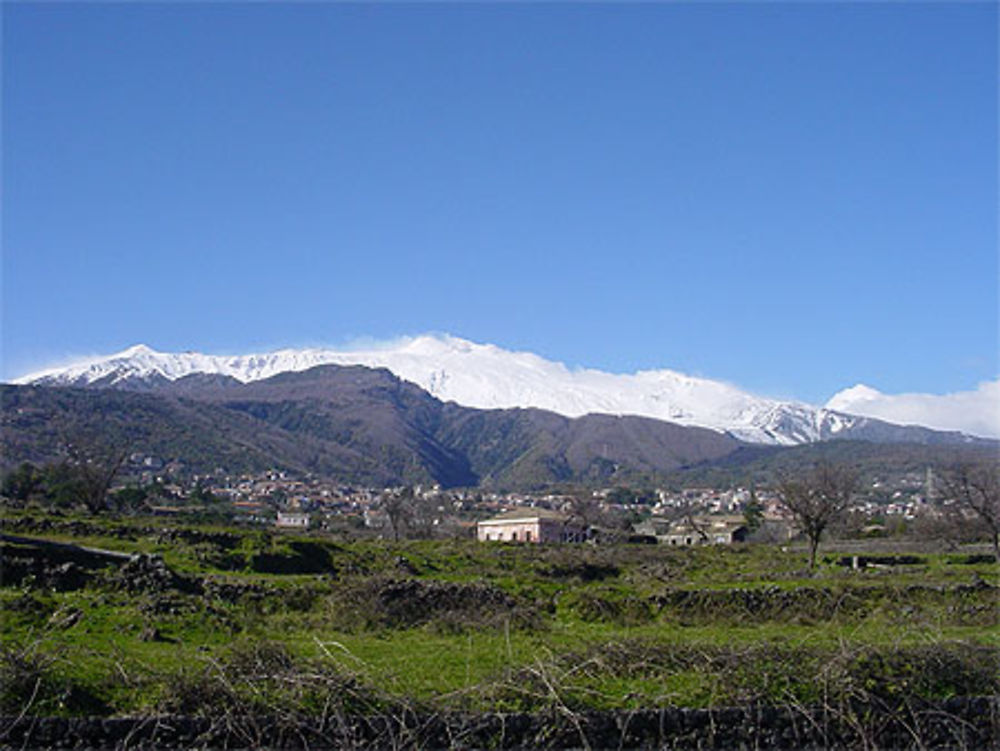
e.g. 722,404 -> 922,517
14,335 -> 883,445
826,380 -> 1000,441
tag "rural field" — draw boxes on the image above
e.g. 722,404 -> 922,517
1,511 -> 998,749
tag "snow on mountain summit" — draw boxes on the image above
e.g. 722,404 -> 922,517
15,334 -> 875,445
826,379 -> 1000,440
826,384 -> 883,411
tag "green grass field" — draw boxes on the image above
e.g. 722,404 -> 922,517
2,511 -> 997,722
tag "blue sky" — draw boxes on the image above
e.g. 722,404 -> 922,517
3,2 -> 997,404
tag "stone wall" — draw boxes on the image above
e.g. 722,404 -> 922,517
2,697 -> 996,750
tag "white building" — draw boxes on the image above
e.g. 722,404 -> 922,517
275,511 -> 310,529
477,508 -> 587,543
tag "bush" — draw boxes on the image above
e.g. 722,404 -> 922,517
324,575 -> 527,631
0,641 -> 108,716
157,638 -> 397,745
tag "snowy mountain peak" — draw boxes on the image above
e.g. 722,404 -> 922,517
405,334 -> 472,354
12,335 -> 892,446
826,384 -> 883,409
118,343 -> 157,357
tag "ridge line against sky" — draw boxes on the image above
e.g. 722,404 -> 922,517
10,334 -> 1000,440
2,3 -> 997,406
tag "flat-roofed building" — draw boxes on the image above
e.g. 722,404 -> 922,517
276,511 -> 310,529
634,515 -> 749,546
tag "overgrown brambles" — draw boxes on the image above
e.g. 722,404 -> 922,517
0,640 -> 109,717
459,640 -> 1000,711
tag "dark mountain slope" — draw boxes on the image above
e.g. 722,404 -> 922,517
662,438 -> 1000,489
5,364 -> 992,490
155,366 -> 745,488
2,364 -> 751,488
1,384 -> 293,475
437,407 -> 742,489
160,366 -> 476,487
0,381 -> 447,487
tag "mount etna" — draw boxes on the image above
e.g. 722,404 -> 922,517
3,339 -> 992,489
13,335 -> 989,445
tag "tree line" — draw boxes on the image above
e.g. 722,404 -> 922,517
3,451 -> 998,564
775,460 -> 999,567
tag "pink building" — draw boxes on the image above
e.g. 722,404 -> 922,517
477,508 -> 586,543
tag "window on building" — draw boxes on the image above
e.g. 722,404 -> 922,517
511,531 -> 517,541
525,531 -> 532,542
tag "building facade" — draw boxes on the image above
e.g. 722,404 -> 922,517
275,511 -> 311,529
634,515 -> 749,546
477,508 -> 586,543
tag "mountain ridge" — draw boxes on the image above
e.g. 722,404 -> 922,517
1,365 -> 746,489
4,362 -> 991,490
13,335 -> 987,445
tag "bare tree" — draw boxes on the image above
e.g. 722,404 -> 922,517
776,463 -> 858,571
566,495 -> 603,539
937,462 -> 1000,563
410,492 -> 451,539
62,439 -> 128,515
380,486 -> 414,542
670,497 -> 711,543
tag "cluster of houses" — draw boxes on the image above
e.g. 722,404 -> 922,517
190,472 -> 782,546
473,507 -> 770,546
131,465 -> 799,546
129,464 -> 949,548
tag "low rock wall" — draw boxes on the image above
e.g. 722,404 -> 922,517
3,697 -> 996,750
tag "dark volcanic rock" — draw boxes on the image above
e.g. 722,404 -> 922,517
373,578 -> 518,627
112,554 -> 199,595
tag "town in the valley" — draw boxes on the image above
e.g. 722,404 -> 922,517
109,451 -> 949,546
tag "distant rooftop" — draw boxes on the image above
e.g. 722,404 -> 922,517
480,507 -> 568,524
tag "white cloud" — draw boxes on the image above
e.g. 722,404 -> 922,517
826,379 -> 1000,440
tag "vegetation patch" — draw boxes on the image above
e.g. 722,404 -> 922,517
1,511 -> 997,749
324,575 -> 542,633
249,540 -> 338,575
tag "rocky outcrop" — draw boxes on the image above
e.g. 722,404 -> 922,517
111,554 -> 198,595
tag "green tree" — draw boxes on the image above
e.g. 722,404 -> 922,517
190,480 -> 219,505
266,488 -> 288,508
109,485 -> 149,513
606,487 -> 636,505
1,462 -> 43,503
41,462 -> 89,509
742,486 -> 764,533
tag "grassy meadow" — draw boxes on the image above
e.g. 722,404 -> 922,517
2,511 -> 997,736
